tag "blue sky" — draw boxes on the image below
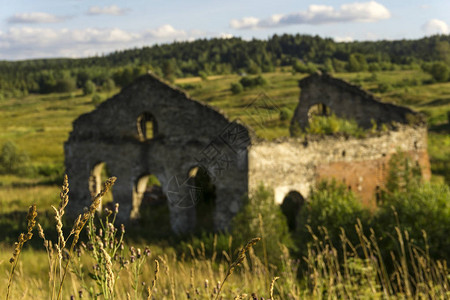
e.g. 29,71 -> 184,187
0,0 -> 449,60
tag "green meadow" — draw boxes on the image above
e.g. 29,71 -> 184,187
0,69 -> 449,299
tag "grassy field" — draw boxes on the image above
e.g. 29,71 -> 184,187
0,70 -> 449,298
0,69 -> 448,218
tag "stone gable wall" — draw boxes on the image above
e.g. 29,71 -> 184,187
291,74 -> 421,133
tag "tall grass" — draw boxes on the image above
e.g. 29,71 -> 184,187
2,175 -> 449,299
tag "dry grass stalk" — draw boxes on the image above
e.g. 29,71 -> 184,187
56,176 -> 116,300
147,259 -> 159,300
6,204 -> 37,300
214,237 -> 261,300
269,276 -> 279,300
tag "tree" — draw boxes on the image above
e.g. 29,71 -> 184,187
0,141 -> 30,175
429,62 -> 449,82
54,77 -> 77,93
83,80 -> 96,95
102,78 -> 116,92
230,82 -> 243,94
348,53 -> 368,72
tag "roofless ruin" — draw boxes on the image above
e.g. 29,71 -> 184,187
65,73 -> 430,234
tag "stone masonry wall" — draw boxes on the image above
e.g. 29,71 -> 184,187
291,73 -> 421,132
65,74 -> 250,234
248,126 -> 430,207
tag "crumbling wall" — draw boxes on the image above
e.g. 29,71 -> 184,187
248,126 -> 430,208
290,73 -> 421,133
65,74 -> 250,234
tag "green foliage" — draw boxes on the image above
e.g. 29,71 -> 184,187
292,60 -> 318,74
102,78 -> 116,92
230,82 -> 243,94
82,80 -> 96,95
279,107 -> 293,121
91,94 -> 102,106
347,53 -> 368,72
296,180 -> 369,255
377,82 -> 393,93
231,184 -> 294,265
427,62 -> 449,82
0,141 -> 30,175
198,71 -> 208,81
239,75 -> 268,88
332,58 -> 347,72
384,151 -> 422,194
375,182 -> 450,263
54,78 -> 77,93
306,114 -> 365,137
1,34 -> 450,98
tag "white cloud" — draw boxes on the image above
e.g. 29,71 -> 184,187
422,19 -> 449,35
145,24 -> 186,38
219,33 -> 234,39
230,17 -> 259,29
87,5 -> 129,16
0,25 -> 205,60
8,12 -> 65,24
230,1 -> 390,29
334,36 -> 354,42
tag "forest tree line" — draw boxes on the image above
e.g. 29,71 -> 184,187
0,33 -> 450,98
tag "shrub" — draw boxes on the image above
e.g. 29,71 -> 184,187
296,180 -> 370,256
427,62 -> 449,82
384,151 -> 422,194
239,75 -> 268,89
198,71 -> 208,81
82,80 -> 96,95
54,78 -> 77,93
102,78 -> 116,92
306,114 -> 364,137
292,60 -> 318,74
375,183 -> 450,263
231,184 -> 294,266
279,107 -> 293,121
230,82 -> 243,94
377,82 -> 393,93
0,141 -> 30,175
373,151 -> 450,263
91,94 -> 102,106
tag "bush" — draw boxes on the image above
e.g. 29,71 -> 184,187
231,184 -> 294,266
377,82 -> 393,93
36,163 -> 64,182
375,183 -> 450,263
292,60 -> 318,74
296,180 -> 370,256
91,94 -> 102,106
239,75 -> 268,89
0,141 -> 30,175
82,80 -> 96,95
279,107 -> 293,121
230,82 -> 243,94
54,78 -> 77,93
198,71 -> 208,81
102,78 -> 116,92
428,62 -> 449,82
306,114 -> 364,137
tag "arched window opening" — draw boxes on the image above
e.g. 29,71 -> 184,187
132,174 -> 163,218
132,174 -> 171,237
89,162 -> 114,211
308,103 -> 332,121
137,112 -> 157,141
280,191 -> 304,231
187,166 -> 216,232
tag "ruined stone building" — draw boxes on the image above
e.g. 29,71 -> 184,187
65,73 -> 430,234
